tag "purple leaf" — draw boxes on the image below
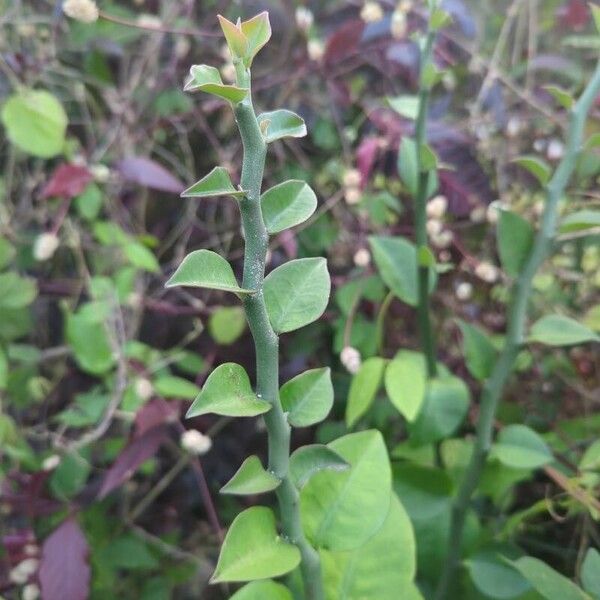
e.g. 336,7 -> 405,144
324,20 -> 365,65
116,156 -> 184,193
356,136 -> 380,187
39,518 -> 90,600
442,0 -> 477,38
134,398 -> 179,437
41,164 -> 93,200
98,425 -> 168,499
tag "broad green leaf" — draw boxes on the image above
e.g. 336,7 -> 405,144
183,65 -> 248,103
369,235 -> 436,306
100,535 -> 158,570
466,545 -> 531,600
582,548 -> 600,599
0,238 -> 16,269
398,137 -> 438,197
513,156 -> 551,186
457,319 -> 497,381
592,5 -> 600,35
280,368 -> 333,427
211,506 -> 301,583
408,376 -> 470,445
258,110 -> 307,143
186,363 -> 271,418
220,455 -> 280,495
209,306 -> 246,345
1,89 -> 67,158
230,581 -> 293,600
264,258 -> 330,333
559,210 -> 600,233
289,444 -> 349,489
345,357 -> 386,427
181,166 -> 246,199
420,143 -> 438,171
528,315 -> 600,346
217,15 -> 248,59
50,451 -> 91,500
320,495 -> 416,600
74,183 -> 103,221
543,85 -> 574,109
388,95 -> 419,119
0,272 -> 37,309
509,557 -> 589,600
123,242 -> 160,273
240,12 -> 272,66
492,424 -> 553,470
301,430 -> 392,551
166,249 -> 252,295
385,351 -> 426,422
496,208 -> 534,276
154,376 -> 200,400
261,180 -> 317,234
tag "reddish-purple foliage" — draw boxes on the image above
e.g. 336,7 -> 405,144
41,164 -> 93,199
116,156 -> 184,193
324,19 -> 365,65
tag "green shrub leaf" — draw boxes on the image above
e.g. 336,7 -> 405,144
280,367 -> 333,427
261,180 -> 317,234
220,455 -> 280,495
0,273 -> 37,309
264,258 -> 330,333
183,65 -> 248,103
528,315 -> 600,346
186,363 -> 271,418
543,85 -> 574,110
388,95 -> 419,120
559,210 -> 600,233
457,319 -> 497,381
230,581 -> 293,600
492,424 -> 553,469
165,249 -> 252,295
258,110 -> 307,143
582,548 -> 600,599
154,376 -> 200,400
345,357 -> 386,427
385,351 -> 427,422
513,156 -> 551,186
181,166 -> 246,199
497,208 -> 534,277
240,12 -> 272,66
211,506 -> 301,583
289,444 -> 349,489
209,306 -> 247,345
217,15 -> 248,59
398,137 -> 438,197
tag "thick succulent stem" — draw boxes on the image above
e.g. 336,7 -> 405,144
434,61 -> 600,599
234,64 -> 324,600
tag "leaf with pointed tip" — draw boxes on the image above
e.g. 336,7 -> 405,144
184,65 -> 248,104
220,455 -> 280,495
230,581 -> 293,600
186,363 -> 271,418
457,319 -> 497,381
280,368 -> 333,427
497,209 -> 534,277
289,445 -> 349,489
492,424 -> 553,470
398,137 -> 438,197
166,250 -> 252,295
181,167 -> 245,199
217,15 -> 248,59
264,258 -> 330,333
528,315 -> 600,346
258,110 -> 307,143
345,357 -> 386,428
385,351 -> 426,422
513,156 -> 551,186
559,210 -> 600,233
211,506 -> 300,583
543,85 -> 574,110
261,180 -> 317,234
388,95 -> 419,120
241,12 -> 272,66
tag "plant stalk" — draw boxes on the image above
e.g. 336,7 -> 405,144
234,64 -> 324,600
435,61 -> 600,599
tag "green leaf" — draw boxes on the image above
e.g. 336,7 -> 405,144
240,12 -> 272,66
543,85 -> 574,109
0,348 -> 7,391
592,4 -> 600,35
0,237 -> 15,270
0,272 -> 37,309
154,376 -> 200,400
398,137 -> 438,197
492,424 -> 553,469
388,95 -> 420,120
123,242 -> 160,273
509,556 -> 589,600
220,455 -> 280,495
496,208 -> 534,277
513,156 -> 551,186
559,210 -> 600,233
186,363 -> 271,418
408,376 -> 470,445
466,545 -> 531,600
320,494 -> 416,600
209,306 -> 247,345
258,110 -> 307,143
74,183 -> 103,221
211,506 -> 301,583
183,65 -> 248,103
230,581 -> 293,600
345,357 -> 386,427
264,258 -> 330,333
50,451 -> 91,499
430,7 -> 452,29
217,15 -> 248,59
280,367 -> 333,427
528,315 -> 600,346
165,249 -> 252,295
301,430 -> 392,551
1,89 -> 67,158
181,166 -> 246,199
100,535 -> 158,570
420,143 -> 438,172
582,548 -> 600,599
261,180 -> 317,234
369,235 -> 436,306
457,319 -> 497,381
385,351 -> 426,422
289,444 -> 349,489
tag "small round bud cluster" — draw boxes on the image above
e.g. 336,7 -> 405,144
469,206 -> 486,223
9,558 -> 38,585
307,39 -> 325,62
455,281 -> 473,301
475,261 -> 499,283
135,377 -> 154,401
353,248 -> 371,268
33,232 -> 60,262
361,1 -> 384,23
42,454 -> 61,471
546,139 -> 564,161
425,196 -> 453,248
426,195 -> 447,220
295,7 -> 314,33
90,163 -> 111,183
62,0 -> 99,23
390,10 -> 407,38
341,346 -> 362,374
23,583 -> 41,600
343,168 -> 363,205
180,429 -> 212,456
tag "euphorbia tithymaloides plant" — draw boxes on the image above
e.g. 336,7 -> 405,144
166,13 -> 419,600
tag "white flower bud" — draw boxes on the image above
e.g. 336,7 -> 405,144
426,195 -> 447,219
353,248 -> 371,267
475,261 -> 499,283
135,377 -> 154,401
426,218 -> 443,237
455,281 -> 473,301
62,0 -> 99,23
307,39 -> 325,62
391,10 -> 407,38
361,1 -> 384,23
181,430 -> 212,456
533,138 -> 546,153
432,229 -> 454,248
343,169 -> 362,189
295,7 -> 314,32
506,116 -> 522,138
90,163 -> 110,183
469,206 -> 486,223
23,583 -> 40,600
9,559 -> 38,585
175,37 -> 190,59
136,14 -> 163,29
341,346 -> 362,374
344,188 -> 362,205
42,454 -> 61,471
33,233 -> 59,262
486,204 -> 500,224
547,139 -> 564,161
